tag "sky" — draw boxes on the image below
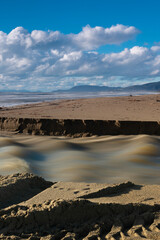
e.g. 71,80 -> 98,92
0,0 -> 160,91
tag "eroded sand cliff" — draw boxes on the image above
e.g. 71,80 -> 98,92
1,117 -> 160,136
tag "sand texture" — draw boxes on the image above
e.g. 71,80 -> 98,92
1,94 -> 160,121
0,174 -> 160,239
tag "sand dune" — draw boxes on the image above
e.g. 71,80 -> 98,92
0,174 -> 160,239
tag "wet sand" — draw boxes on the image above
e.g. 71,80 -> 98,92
0,94 -> 160,121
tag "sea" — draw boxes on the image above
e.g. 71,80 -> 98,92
0,91 -> 157,107
0,91 -> 160,184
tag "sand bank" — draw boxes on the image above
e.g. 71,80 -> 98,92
1,117 -> 160,136
0,174 -> 160,239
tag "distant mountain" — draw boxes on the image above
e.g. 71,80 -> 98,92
67,81 -> 160,92
125,81 -> 160,91
1,81 -> 160,93
69,85 -> 121,92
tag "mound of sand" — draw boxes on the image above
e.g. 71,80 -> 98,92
1,174 -> 160,239
0,173 -> 53,209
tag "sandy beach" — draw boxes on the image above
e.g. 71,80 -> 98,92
0,94 -> 160,121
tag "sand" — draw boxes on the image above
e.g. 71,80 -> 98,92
1,95 -> 160,239
1,94 -> 160,136
1,94 -> 160,121
0,174 -> 160,239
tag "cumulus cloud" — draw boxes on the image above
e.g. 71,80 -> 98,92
0,24 -> 160,91
72,24 -> 139,50
0,24 -> 139,53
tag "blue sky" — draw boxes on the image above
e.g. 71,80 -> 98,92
0,0 -> 160,91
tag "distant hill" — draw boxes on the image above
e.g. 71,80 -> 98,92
69,85 -> 121,92
67,81 -> 160,92
1,81 -> 160,93
125,81 -> 160,91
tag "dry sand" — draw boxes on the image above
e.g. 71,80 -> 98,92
0,173 -> 160,239
1,94 -> 160,121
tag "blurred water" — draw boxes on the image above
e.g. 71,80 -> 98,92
0,91 -> 157,107
0,134 -> 160,184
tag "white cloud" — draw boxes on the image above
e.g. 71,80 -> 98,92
130,46 -> 148,55
73,24 -> 139,50
151,46 -> 160,52
0,24 -> 139,51
0,24 -> 160,91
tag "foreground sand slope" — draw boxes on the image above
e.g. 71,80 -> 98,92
1,174 -> 160,239
1,94 -> 160,121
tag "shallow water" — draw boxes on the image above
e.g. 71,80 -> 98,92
0,134 -> 160,184
0,91 -> 157,107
